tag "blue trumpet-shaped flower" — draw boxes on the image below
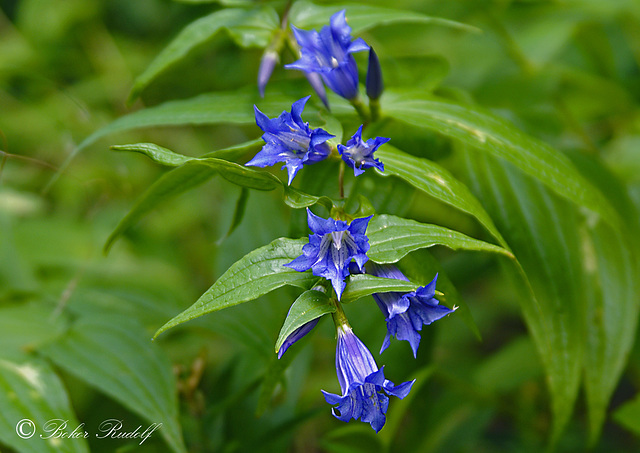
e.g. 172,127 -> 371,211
322,324 -> 414,432
286,10 -> 370,100
368,263 -> 455,357
286,209 -> 372,300
277,318 -> 319,359
246,96 -> 334,185
257,49 -> 278,97
338,125 -> 388,176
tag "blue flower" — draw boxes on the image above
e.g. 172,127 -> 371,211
257,49 -> 278,97
366,47 -> 384,100
338,125 -> 388,176
322,324 -> 414,432
286,209 -> 372,300
285,10 -> 370,100
277,318 -> 319,359
368,263 -> 455,357
246,96 -> 334,185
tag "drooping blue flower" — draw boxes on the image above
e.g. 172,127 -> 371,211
257,49 -> 278,97
322,324 -> 414,432
285,209 -> 372,300
277,317 -> 319,359
246,96 -> 334,185
285,10 -> 370,100
338,125 -> 388,176
368,263 -> 455,357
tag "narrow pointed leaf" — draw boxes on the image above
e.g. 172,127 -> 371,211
217,187 -> 249,244
111,143 -> 192,167
104,158 -> 280,253
341,274 -> 418,304
289,2 -> 480,34
460,149 -> 584,442
154,238 -> 317,337
40,316 -> 186,453
130,7 -> 279,101
0,358 -> 89,453
582,213 -> 640,443
367,214 -> 514,263
376,145 -> 509,250
79,90 -> 294,156
385,91 -> 621,229
45,89 -> 296,191
275,289 -> 334,353
613,395 -> 640,436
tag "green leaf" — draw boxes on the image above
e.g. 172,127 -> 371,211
460,149 -> 586,443
45,89 -> 297,191
129,7 -> 279,101
154,238 -> 317,338
283,186 -> 334,211
367,214 -> 513,263
39,316 -> 186,453
341,274 -> 418,304
473,336 -> 542,394
581,213 -> 640,444
104,157 -> 280,253
83,89 -> 293,155
375,145 -> 509,250
613,394 -> 640,436
0,302 -> 68,360
0,358 -> 89,453
384,91 -> 621,230
111,142 -> 192,167
289,2 -> 479,35
112,139 -> 264,166
105,141 -> 336,252
218,187 -> 249,244
275,289 -> 334,353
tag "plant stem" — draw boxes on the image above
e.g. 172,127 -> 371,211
350,96 -> 370,125
331,297 -> 350,329
338,160 -> 345,199
369,98 -> 381,123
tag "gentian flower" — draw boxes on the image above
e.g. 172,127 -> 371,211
368,263 -> 455,357
322,323 -> 414,432
338,125 -> 388,176
366,47 -> 384,100
277,318 -> 319,359
286,10 -> 370,100
257,49 -> 278,97
246,96 -> 334,185
285,209 -> 372,300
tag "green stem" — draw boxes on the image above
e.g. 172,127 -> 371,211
350,96 -> 370,125
338,160 -> 345,199
331,298 -> 350,330
369,98 -> 381,123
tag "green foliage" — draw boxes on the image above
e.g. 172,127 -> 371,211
154,238 -> 316,338
275,289 -> 335,353
2,0 -> 640,452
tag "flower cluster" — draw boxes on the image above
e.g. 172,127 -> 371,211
247,97 -> 389,184
277,210 -> 454,431
246,10 -> 454,434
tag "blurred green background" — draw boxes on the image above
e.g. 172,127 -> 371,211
1,0 -> 640,452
